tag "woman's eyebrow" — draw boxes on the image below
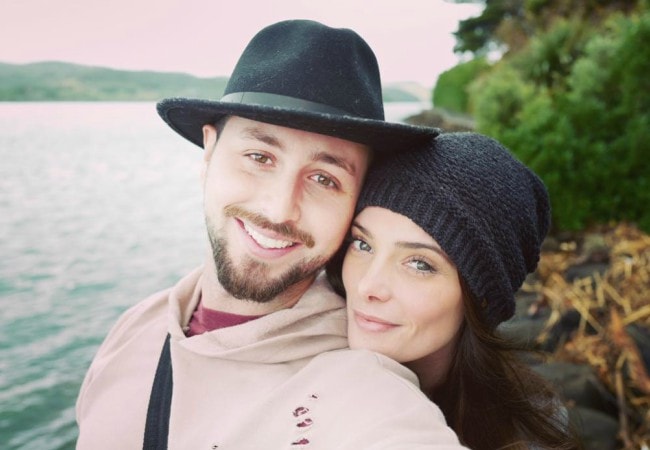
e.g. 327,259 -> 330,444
352,222 -> 451,261
351,222 -> 372,237
396,240 -> 442,253
396,241 -> 451,261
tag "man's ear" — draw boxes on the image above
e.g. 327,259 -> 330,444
201,124 -> 218,183
202,124 -> 218,161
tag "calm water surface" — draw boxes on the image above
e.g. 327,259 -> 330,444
0,101 -> 427,449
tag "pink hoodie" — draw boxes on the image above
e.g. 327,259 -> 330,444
76,267 -> 466,449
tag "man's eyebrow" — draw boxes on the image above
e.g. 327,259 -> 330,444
313,151 -> 357,177
241,126 -> 282,148
241,126 -> 359,176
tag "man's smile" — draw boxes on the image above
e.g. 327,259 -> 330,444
242,220 -> 296,250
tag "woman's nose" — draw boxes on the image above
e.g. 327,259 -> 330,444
356,260 -> 391,303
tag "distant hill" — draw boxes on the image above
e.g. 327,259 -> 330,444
0,61 -> 228,101
383,84 -> 428,102
0,61 -> 427,103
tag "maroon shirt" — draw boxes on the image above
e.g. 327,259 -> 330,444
186,298 -> 263,336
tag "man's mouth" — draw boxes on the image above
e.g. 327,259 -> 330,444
243,221 -> 296,249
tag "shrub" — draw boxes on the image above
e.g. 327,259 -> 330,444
469,12 -> 650,232
433,57 -> 490,114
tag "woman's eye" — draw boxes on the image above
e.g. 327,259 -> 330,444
407,259 -> 434,273
311,173 -> 337,189
351,238 -> 371,253
248,153 -> 271,164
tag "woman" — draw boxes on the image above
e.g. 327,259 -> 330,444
327,132 -> 580,450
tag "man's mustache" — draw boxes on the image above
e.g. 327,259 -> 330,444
224,205 -> 315,248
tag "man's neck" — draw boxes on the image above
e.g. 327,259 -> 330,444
200,259 -> 316,315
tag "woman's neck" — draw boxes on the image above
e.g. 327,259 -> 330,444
404,355 -> 449,392
404,342 -> 456,393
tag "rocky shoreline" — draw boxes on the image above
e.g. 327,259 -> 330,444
501,224 -> 650,449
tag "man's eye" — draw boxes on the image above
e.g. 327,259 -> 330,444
248,153 -> 271,164
311,173 -> 337,188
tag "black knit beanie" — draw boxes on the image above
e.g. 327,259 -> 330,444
356,132 -> 551,329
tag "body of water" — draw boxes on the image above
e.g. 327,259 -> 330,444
0,101 -> 429,449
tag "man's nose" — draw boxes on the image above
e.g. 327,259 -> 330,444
261,175 -> 302,225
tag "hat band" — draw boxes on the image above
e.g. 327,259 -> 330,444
220,92 -> 350,116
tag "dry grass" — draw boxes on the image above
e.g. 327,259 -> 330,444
526,223 -> 650,449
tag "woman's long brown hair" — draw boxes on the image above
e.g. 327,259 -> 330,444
427,278 -> 581,449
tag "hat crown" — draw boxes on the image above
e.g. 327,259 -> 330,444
224,20 -> 384,120
157,20 -> 438,151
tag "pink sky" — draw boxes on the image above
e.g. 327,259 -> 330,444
1,0 -> 482,88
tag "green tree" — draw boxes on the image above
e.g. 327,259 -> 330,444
469,11 -> 650,231
452,0 -> 641,56
453,0 -> 528,54
433,57 -> 491,114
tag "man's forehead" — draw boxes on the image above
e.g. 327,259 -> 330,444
225,116 -> 371,171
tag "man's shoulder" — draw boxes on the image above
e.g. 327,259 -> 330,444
117,287 -> 171,325
115,266 -> 202,328
91,285 -> 172,358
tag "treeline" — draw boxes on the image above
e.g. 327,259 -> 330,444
433,0 -> 650,233
0,61 -> 421,103
0,62 -> 228,101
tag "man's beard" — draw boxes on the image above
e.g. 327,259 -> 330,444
206,211 -> 327,303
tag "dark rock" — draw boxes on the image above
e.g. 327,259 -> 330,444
498,292 -> 552,350
498,317 -> 548,350
531,362 -> 618,418
541,309 -> 601,353
578,233 -> 610,264
513,292 -> 542,318
568,406 -> 620,450
626,323 -> 650,372
541,235 -> 562,252
564,262 -> 609,283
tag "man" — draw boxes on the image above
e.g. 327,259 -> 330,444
76,20 -> 465,449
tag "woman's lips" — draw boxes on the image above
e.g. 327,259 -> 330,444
353,310 -> 398,332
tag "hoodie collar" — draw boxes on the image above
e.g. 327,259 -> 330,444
167,267 -> 348,363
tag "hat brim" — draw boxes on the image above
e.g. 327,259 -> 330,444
157,98 -> 439,152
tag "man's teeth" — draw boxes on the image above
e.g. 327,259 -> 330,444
243,222 -> 294,249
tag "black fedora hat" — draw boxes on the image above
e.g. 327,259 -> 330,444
157,20 -> 438,152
